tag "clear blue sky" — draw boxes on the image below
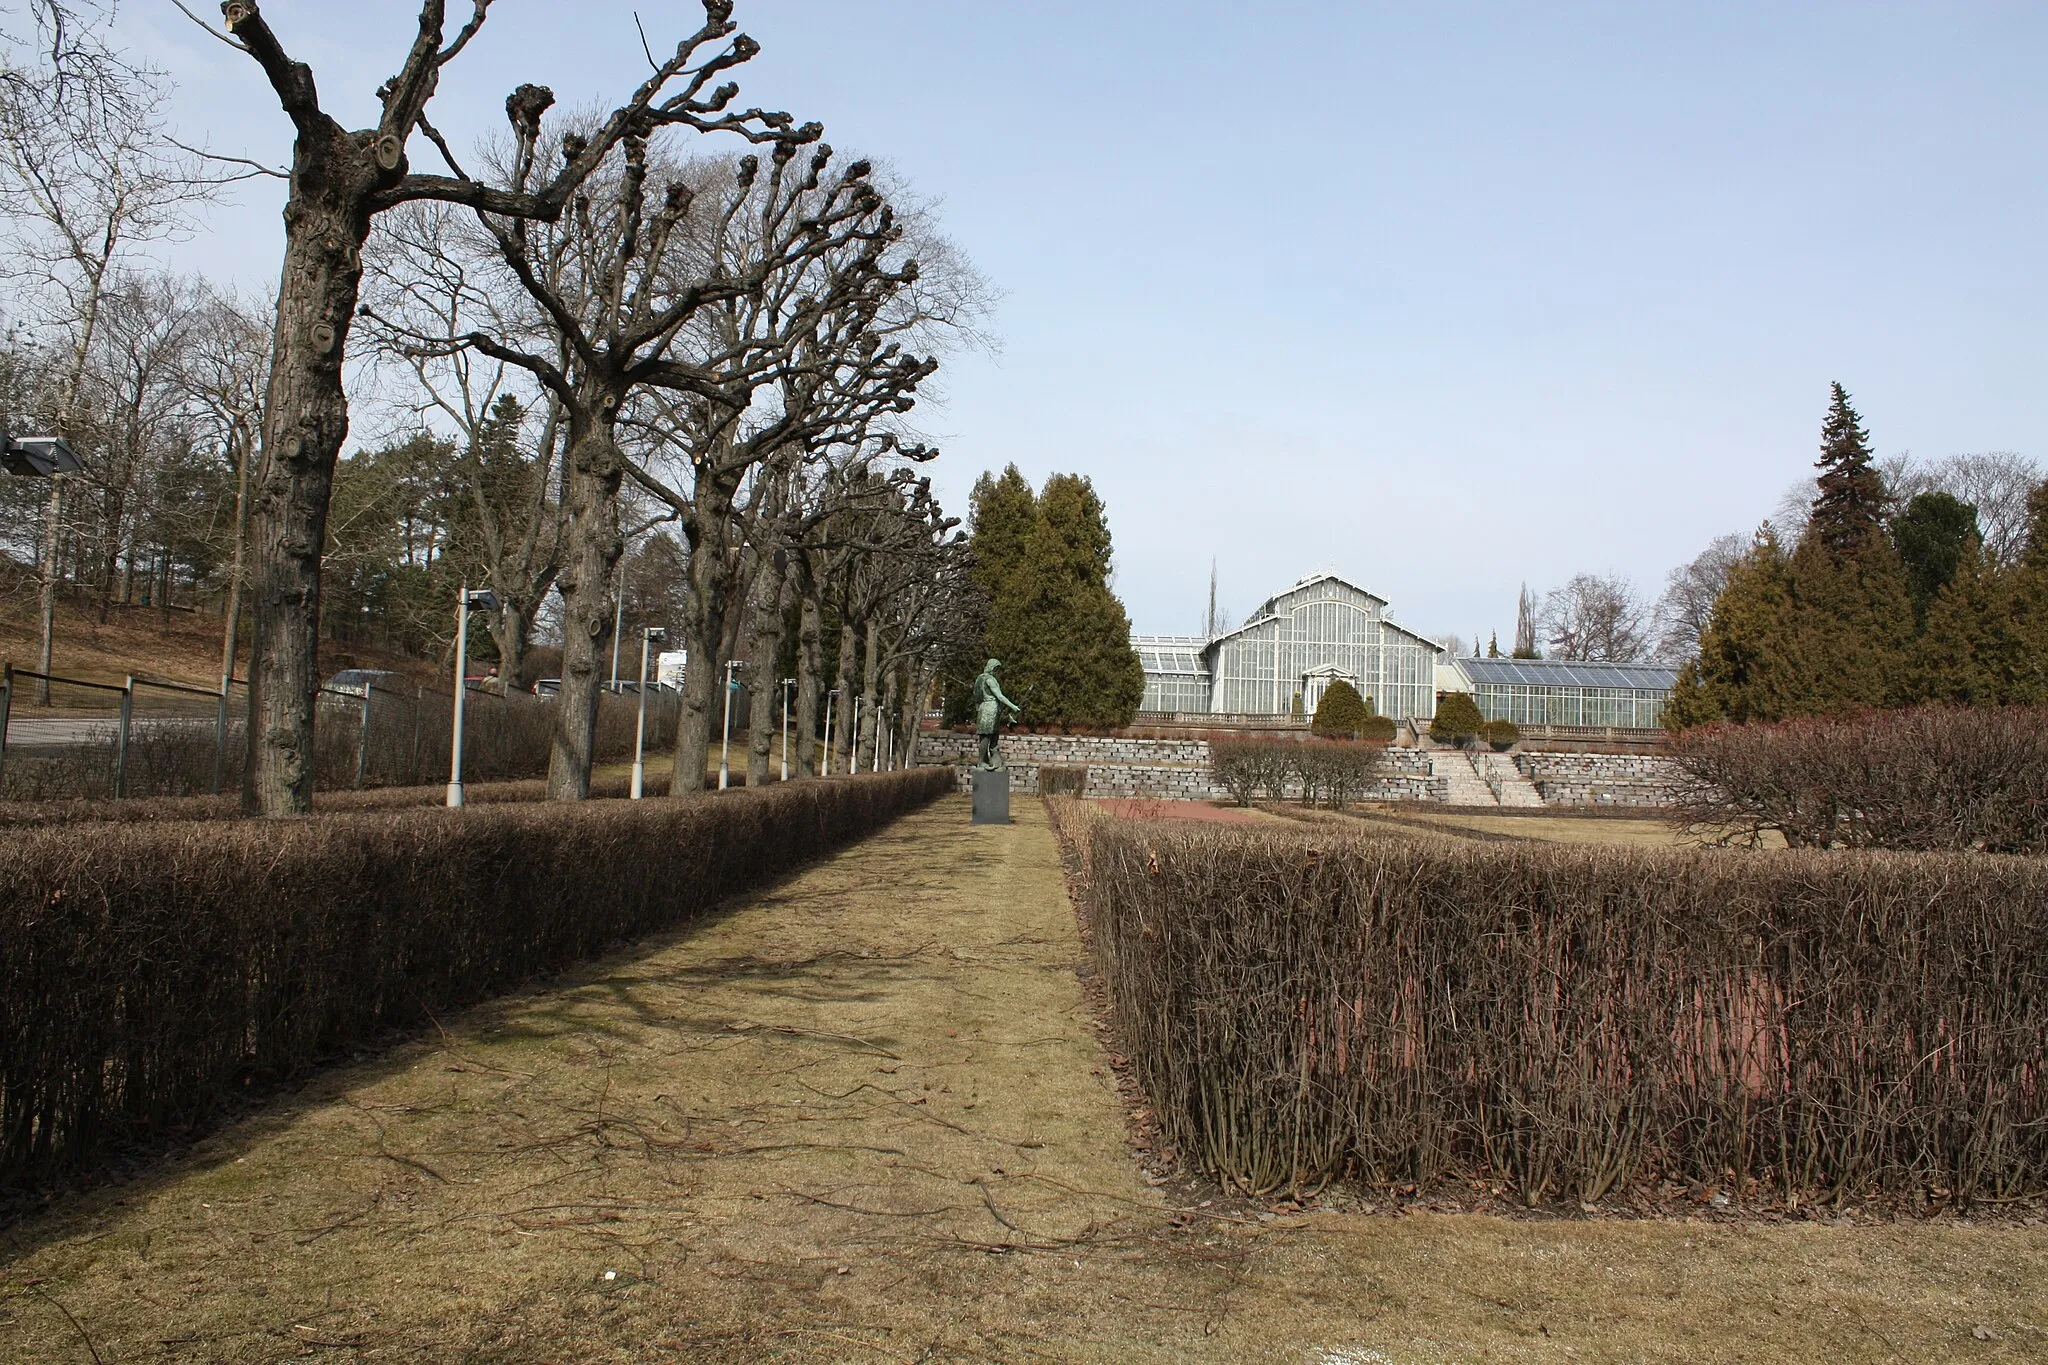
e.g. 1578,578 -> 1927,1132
121,1 -> 2047,645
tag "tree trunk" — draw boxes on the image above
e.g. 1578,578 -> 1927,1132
743,554 -> 789,787
545,415 -> 624,800
219,432 -> 253,689
488,600 -> 529,694
669,481 -> 741,793
833,615 -> 859,775
795,584 -> 822,777
244,124 -> 380,815
857,621 -> 882,772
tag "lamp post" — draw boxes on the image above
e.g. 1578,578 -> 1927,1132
851,694 -> 862,774
822,688 -> 838,776
3,431 -> 81,706
445,585 -> 498,808
780,677 -> 796,782
718,659 -> 744,790
631,625 -> 667,799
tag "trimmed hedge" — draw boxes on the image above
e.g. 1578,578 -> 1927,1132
0,768 -> 951,1181
1075,811 -> 2048,1207
1208,737 -> 1387,808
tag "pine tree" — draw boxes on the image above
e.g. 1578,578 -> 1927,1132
1487,631 -> 1500,657
1890,490 -> 1980,626
995,473 -> 1145,728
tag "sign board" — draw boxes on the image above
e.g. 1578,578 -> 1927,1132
656,649 -> 688,689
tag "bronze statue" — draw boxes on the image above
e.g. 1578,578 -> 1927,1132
970,658 -> 1022,770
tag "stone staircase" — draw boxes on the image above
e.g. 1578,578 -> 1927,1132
1428,749 -> 1546,808
1479,751 -> 1545,807
1429,750 -> 1499,806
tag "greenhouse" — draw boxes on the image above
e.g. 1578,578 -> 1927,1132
1446,656 -> 1679,730
1134,573 -> 1443,721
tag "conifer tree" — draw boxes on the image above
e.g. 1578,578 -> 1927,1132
1907,537 -> 2017,704
944,466 -> 1038,721
1785,384 -> 1912,712
993,473 -> 1145,727
1811,382 -> 1888,552
1891,490 -> 1980,626
1661,528 -> 1799,727
2004,480 -> 2048,703
1311,679 -> 1372,737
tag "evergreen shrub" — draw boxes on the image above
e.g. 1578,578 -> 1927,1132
1429,692 -> 1485,747
1310,680 -> 1373,738
1483,719 -> 1520,750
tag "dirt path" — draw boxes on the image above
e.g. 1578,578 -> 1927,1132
5,798 -> 2046,1362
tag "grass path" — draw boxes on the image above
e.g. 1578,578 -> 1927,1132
4,797 -> 2045,1362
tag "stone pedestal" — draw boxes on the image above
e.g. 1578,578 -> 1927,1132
971,767 -> 1011,825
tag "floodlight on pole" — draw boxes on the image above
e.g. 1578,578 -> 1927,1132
779,678 -> 796,782
445,586 -> 498,808
631,626 -> 667,800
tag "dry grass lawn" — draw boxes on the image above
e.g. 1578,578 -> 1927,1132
2,799 -> 2041,1362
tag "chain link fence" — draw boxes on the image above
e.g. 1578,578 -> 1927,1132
0,666 -> 682,802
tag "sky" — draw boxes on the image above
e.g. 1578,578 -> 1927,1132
111,1 -> 2048,647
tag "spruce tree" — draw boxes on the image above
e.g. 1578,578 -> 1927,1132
995,473 -> 1145,728
1811,382 -> 1888,552
2004,480 -> 2048,703
1890,490 -> 1980,626
1785,385 -> 1912,712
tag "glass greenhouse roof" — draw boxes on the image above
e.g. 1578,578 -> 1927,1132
1459,657 -> 1680,691
1132,635 -> 1210,676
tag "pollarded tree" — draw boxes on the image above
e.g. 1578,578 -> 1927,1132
994,473 -> 1144,729
201,0 -> 806,813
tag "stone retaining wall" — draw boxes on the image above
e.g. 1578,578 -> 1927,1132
916,732 -> 1443,802
1513,751 -> 1682,808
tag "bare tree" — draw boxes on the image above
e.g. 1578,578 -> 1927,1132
1652,533 -> 1744,663
179,288 -> 270,686
1540,572 -> 1649,662
0,2 -> 214,696
1882,451 -> 2040,566
195,0 -> 802,814
1511,583 -> 1539,658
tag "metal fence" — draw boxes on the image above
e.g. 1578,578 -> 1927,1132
0,665 -> 683,802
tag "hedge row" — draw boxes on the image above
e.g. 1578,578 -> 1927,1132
0,767 -> 952,1181
1071,807 -> 2048,1206
1209,738 -> 1388,808
1669,705 -> 2048,852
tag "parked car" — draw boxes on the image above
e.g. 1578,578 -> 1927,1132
324,668 -> 408,698
532,678 -> 562,698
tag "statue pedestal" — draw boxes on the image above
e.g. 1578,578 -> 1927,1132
971,768 -> 1011,825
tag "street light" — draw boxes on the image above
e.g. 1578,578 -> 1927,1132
718,658 -> 746,790
822,687 -> 839,776
0,432 -> 81,477
446,585 -> 498,808
631,625 -> 667,799
780,677 -> 797,782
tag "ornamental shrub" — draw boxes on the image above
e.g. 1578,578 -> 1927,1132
1311,680 -> 1373,738
1429,692 -> 1485,747
1359,715 -> 1397,743
1483,719 -> 1520,750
